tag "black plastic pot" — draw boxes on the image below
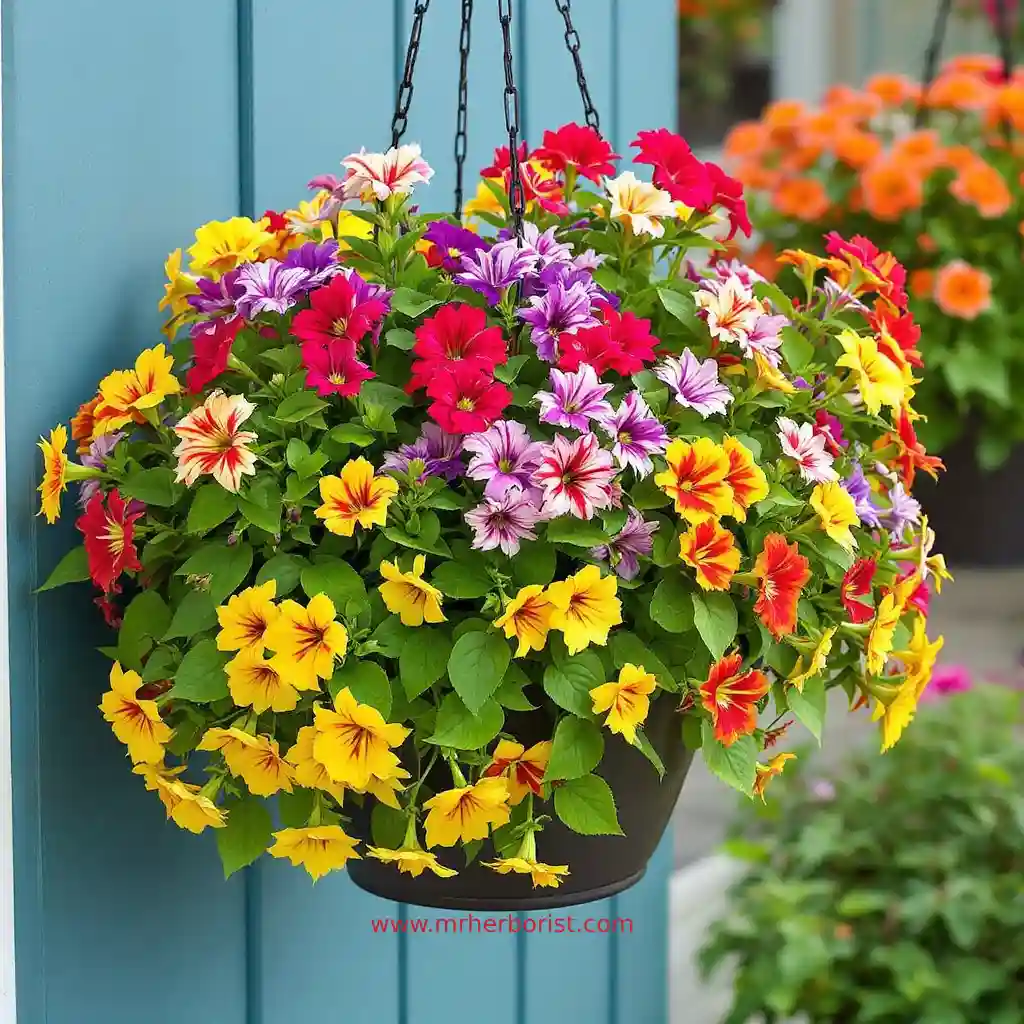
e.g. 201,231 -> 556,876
347,696 -> 693,910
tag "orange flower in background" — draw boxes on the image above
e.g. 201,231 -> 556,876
860,161 -> 924,222
890,130 -> 944,171
753,533 -> 810,639
71,396 -> 102,453
950,160 -> 1012,217
764,99 -> 806,148
865,73 -> 921,107
679,519 -> 741,592
925,70 -> 992,111
992,82 -> 1024,132
909,268 -> 935,300
724,122 -> 766,161
934,260 -> 992,319
834,129 -> 882,169
772,178 -> 831,221
746,241 -> 780,283
699,652 -> 769,746
824,87 -> 883,122
943,144 -> 978,172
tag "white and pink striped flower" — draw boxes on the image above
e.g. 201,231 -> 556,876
776,416 -> 838,484
695,276 -> 761,348
532,433 -> 616,520
173,390 -> 258,493
340,144 -> 434,202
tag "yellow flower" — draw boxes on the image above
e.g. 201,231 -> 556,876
788,627 -> 837,692
898,616 -> 944,695
722,435 -> 769,522
37,424 -> 69,524
158,248 -> 198,321
482,739 -> 551,805
264,595 -> 348,690
315,458 -> 398,537
866,575 -> 920,676
752,351 -> 797,394
361,767 -> 411,809
99,662 -> 172,764
269,826 -> 361,881
589,663 -> 657,745
198,726 -> 263,776
187,216 -> 274,278
927,553 -> 953,593
546,565 -> 622,655
135,765 -> 227,834
482,857 -> 570,889
836,328 -> 905,416
606,171 -> 677,237
331,210 -> 375,251
378,555 -> 445,627
873,618 -> 943,751
230,734 -> 295,797
423,777 -> 511,848
285,725 -> 346,803
366,846 -> 458,878
216,580 -> 281,655
285,190 -> 331,234
873,678 -> 922,753
95,345 -> 182,433
494,585 -> 554,657
464,179 -> 505,221
312,687 -> 409,790
226,648 -> 299,713
810,481 -> 859,552
753,752 -> 796,802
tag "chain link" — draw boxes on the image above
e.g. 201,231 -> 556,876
498,0 -> 525,240
391,0 -> 432,150
453,0 -> 474,219
993,0 -> 1016,83
553,0 -> 600,131
915,0 -> 954,127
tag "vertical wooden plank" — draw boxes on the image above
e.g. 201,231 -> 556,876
2,2 -> 247,1022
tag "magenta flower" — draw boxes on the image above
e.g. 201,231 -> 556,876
455,240 -> 539,305
742,314 -> 787,367
462,420 -> 544,500
591,508 -> 659,580
655,349 -> 733,418
301,339 -> 374,398
464,490 -> 541,556
597,391 -> 669,477
235,259 -> 312,318
536,364 -> 614,432
532,433 -> 616,520
776,416 -> 838,483
519,277 -> 599,361
920,664 -> 972,702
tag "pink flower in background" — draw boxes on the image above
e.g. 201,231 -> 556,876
921,664 -> 973,701
983,0 -> 1019,30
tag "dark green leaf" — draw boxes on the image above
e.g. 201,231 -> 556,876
427,694 -> 504,749
651,574 -> 695,633
254,553 -> 305,596
370,803 -> 408,848
787,675 -> 826,744
634,729 -> 666,778
701,721 -> 756,795
545,717 -> 605,781
692,592 -> 738,660
121,467 -> 181,507
385,328 -> 416,351
430,558 -> 493,599
329,659 -> 392,717
510,541 -> 557,587
553,774 -> 623,835
216,796 -> 273,878
330,423 -> 375,446
38,545 -> 90,592
400,627 -> 452,699
274,391 -> 328,423
168,639 -> 230,703
546,517 -> 609,547
300,558 -> 367,614
176,542 -> 254,604
543,652 -> 604,718
447,631 -> 511,715
610,631 -> 676,689
391,287 -> 441,318
118,591 -> 172,670
277,789 -> 315,829
186,485 -> 237,535
163,590 -> 217,640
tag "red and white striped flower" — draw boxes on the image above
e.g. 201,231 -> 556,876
173,390 -> 257,492
532,432 -> 616,520
340,144 -> 434,202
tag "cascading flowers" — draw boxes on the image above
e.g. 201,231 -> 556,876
37,122 -> 949,886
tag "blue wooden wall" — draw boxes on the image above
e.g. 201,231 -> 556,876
2,2 -> 676,1022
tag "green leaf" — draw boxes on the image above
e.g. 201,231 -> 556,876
701,721 -> 756,795
300,558 -> 367,613
329,659 -> 392,718
510,541 -> 557,587
780,326 -> 815,373
254,553 -> 305,596
163,590 -> 217,640
391,287 -> 441,318
238,494 -> 281,535
493,665 -> 537,710
277,789 -> 315,829
370,803 -> 408,849
493,354 -> 531,384
430,558 -> 493,599
692,592 -> 738,660
610,631 -> 676,689
177,542 -> 254,605
400,627 -> 452,699
447,632 -> 511,715
216,796 -> 273,879
168,639 -> 230,703
428,694 -> 504,749
944,343 -> 1011,406
330,423 -> 375,446
38,545 -> 90,591
385,327 -> 416,351
285,438 -> 328,479
118,591 -> 172,670
545,517 -> 609,547
120,467 -> 181,507
186,485 -> 237,535
657,286 -> 703,334
274,390 -> 328,423
383,513 -> 451,557
553,774 -> 623,835
141,647 -> 180,683
682,713 -> 703,750
631,475 -> 672,510
788,675 -> 826,744
545,717 -> 605,781
634,729 -> 666,778
543,652 -> 603,718
361,380 -> 413,414
651,575 -> 695,633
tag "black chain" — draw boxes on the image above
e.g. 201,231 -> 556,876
553,0 -> 600,131
498,0 -> 526,240
454,0 -> 474,218
994,0 -> 1016,83
915,0 -> 954,127
391,0 -> 432,149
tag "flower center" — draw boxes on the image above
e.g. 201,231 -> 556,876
328,373 -> 347,386
457,397 -> 476,411
618,430 -> 632,445
498,459 -> 514,472
331,316 -> 349,336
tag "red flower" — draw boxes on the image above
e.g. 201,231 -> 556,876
841,557 -> 877,624
512,161 -> 569,216
900,568 -> 931,617
426,361 -> 512,434
407,304 -> 507,393
753,533 -> 810,638
94,582 -> 124,629
76,490 -> 144,593
825,232 -> 909,310
533,123 -> 620,183
187,316 -> 243,394
700,652 -> 769,746
557,325 -> 620,376
597,302 -> 658,373
814,409 -> 847,457
883,409 -> 944,489
291,274 -> 388,349
871,303 -> 923,369
301,339 -> 374,398
481,142 -> 529,178
631,128 -> 714,208
706,162 -> 752,240
262,209 -> 289,232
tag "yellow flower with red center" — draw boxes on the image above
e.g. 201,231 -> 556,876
590,663 -> 657,745
95,345 -> 182,434
482,740 -> 552,804
315,458 -> 398,537
197,726 -> 263,776
754,534 -> 811,638
366,846 -> 458,879
361,767 -> 412,809
216,580 -> 281,655
493,585 -> 554,657
423,777 -> 511,848
606,171 -> 678,237
378,555 -> 446,627
230,734 -> 295,797
836,328 -> 906,416
264,594 -> 348,690
752,351 -> 797,394
284,726 -> 346,803
99,662 -> 173,764
158,247 -> 198,332
172,390 -> 258,493
187,216 -> 275,278
225,649 -> 299,713
268,826 -> 361,881
897,615 -> 945,695
546,565 -> 623,655
654,438 -> 734,523
71,395 -> 102,452
872,617 -> 943,752
311,687 -> 409,790
699,652 -> 770,746
810,481 -> 859,552
753,752 -> 796,802
481,856 -> 570,889
788,627 -> 837,692
722,436 -> 769,521
679,519 -> 741,591
866,574 -> 920,676
135,765 -> 227,834
464,180 -> 506,221
285,191 -> 331,234
37,424 -> 69,524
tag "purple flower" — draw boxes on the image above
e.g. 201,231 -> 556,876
591,508 -> 659,580
188,269 -> 245,316
822,278 -> 869,317
79,432 -> 125,508
597,391 -> 669,477
455,239 -> 539,305
463,420 -> 544,500
307,173 -> 342,192
282,240 -> 344,287
536,364 -> 614,432
573,248 -> 605,272
382,424 -> 464,482
843,464 -> 882,528
881,481 -> 921,541
655,349 -> 733,418
464,490 -> 541,556
500,223 -> 574,269
519,277 -> 599,361
235,259 -> 312,318
423,220 -> 488,272
710,258 -> 765,289
743,314 -> 787,367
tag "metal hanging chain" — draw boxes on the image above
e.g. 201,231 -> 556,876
454,0 -> 475,219
993,0 -> 1016,84
498,0 -> 526,240
391,0 -> 432,150
553,0 -> 600,131
915,0 -> 954,127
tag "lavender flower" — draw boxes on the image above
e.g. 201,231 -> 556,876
423,220 -> 488,272
881,482 -> 921,541
282,240 -> 344,287
536,364 -> 614,432
235,259 -> 312,318
597,391 -> 669,477
463,420 -> 544,500
519,276 -> 599,361
742,314 -> 787,367
382,424 -> 464,482
655,349 -> 734,418
188,269 -> 245,316
709,258 -> 766,289
455,239 -> 539,305
573,248 -> 606,272
500,222 -> 574,269
591,508 -> 659,580
843,463 -> 882,528
464,490 -> 541,556
79,432 -> 124,508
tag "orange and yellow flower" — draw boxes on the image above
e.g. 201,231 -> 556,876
788,627 -> 837,692
284,725 -> 346,803
216,580 -> 280,655
95,345 -> 182,434
269,825 -> 360,881
934,260 -> 992,320
722,436 -> 769,521
37,424 -> 70,524
367,845 -> 458,879
172,390 -> 258,493
482,740 -> 552,803
753,752 -> 796,801
226,648 -> 299,714
590,663 -> 657,745
188,216 -> 275,278
315,458 -> 398,537
753,534 -> 810,639
378,555 -> 445,627
654,438 -> 733,523
679,519 -> 741,591
264,594 -> 348,690
99,661 -> 172,764
810,481 -> 858,551
699,652 -> 770,746
546,565 -> 622,655
494,585 -> 554,657
482,856 -> 569,889
423,777 -> 511,848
